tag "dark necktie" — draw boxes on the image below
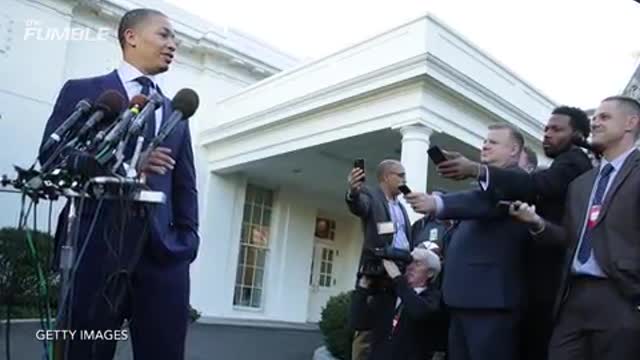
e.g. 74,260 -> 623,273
133,76 -> 158,139
576,164 -> 614,263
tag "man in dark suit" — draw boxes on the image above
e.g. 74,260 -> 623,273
406,124 -> 531,360
350,248 -> 444,360
39,8 -> 197,360
511,96 -> 640,360
346,159 -> 413,360
433,106 -> 593,360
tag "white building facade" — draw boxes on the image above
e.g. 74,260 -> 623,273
1,0 -> 556,326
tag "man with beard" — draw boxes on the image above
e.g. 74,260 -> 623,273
432,106 -> 593,360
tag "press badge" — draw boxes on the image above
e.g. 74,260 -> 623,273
587,205 -> 600,229
377,222 -> 396,235
429,228 -> 438,241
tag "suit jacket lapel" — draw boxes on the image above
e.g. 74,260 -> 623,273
100,70 -> 128,99
596,150 -> 640,225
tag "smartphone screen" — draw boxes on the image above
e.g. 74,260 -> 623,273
398,185 -> 412,195
353,158 -> 365,182
427,146 -> 447,165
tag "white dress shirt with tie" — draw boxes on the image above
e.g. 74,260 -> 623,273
116,61 -> 163,136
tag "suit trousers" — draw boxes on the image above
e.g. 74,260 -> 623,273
549,276 -> 640,360
448,308 -> 520,360
58,206 -> 190,360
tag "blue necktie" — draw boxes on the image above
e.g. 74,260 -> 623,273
576,164 -> 614,263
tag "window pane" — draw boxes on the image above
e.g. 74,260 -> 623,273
327,263 -> 333,275
241,287 -> 252,306
243,266 -> 254,286
246,247 -> 256,265
320,262 -> 326,273
255,269 -> 263,285
327,275 -> 332,287
243,205 -> 251,222
264,191 -> 273,205
251,289 -> 262,308
257,251 -> 266,268
319,275 -> 326,286
255,190 -> 263,204
263,210 -> 271,226
328,250 -> 333,261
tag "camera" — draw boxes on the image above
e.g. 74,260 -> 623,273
359,245 -> 413,278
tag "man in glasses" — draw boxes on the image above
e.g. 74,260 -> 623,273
346,159 -> 415,359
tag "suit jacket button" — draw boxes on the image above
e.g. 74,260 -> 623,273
169,221 -> 175,228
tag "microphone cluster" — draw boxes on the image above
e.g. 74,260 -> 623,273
3,88 -> 200,201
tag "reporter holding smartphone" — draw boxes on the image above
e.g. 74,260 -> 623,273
346,159 -> 415,360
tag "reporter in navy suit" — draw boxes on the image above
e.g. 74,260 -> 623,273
406,124 -> 531,360
39,8 -> 198,360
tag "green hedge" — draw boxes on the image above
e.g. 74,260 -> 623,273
0,227 -> 58,319
318,291 -> 354,360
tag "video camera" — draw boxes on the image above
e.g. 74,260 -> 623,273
359,244 -> 414,278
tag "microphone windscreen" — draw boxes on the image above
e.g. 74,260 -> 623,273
130,94 -> 148,108
171,88 -> 199,119
95,90 -> 127,119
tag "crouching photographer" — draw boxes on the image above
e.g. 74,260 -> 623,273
346,159 -> 416,360
351,248 -> 445,360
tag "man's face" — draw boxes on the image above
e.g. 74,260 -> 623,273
480,128 -> 519,167
543,114 -> 574,158
382,164 -> 406,196
591,100 -> 639,151
405,260 -> 429,288
125,15 -> 177,75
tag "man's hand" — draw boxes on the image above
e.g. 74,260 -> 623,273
382,260 -> 401,279
138,147 -> 175,176
509,201 -> 545,232
436,151 -> 481,181
405,192 -> 436,214
348,168 -> 365,193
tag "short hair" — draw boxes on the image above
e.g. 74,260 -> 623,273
551,106 -> 591,138
602,95 -> 640,138
412,248 -> 441,279
522,146 -> 538,169
117,8 -> 167,50
376,159 -> 402,181
488,123 -> 524,152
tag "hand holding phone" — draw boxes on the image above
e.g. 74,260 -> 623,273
427,146 -> 447,165
353,158 -> 365,182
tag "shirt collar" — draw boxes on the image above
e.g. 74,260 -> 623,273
601,147 -> 636,173
117,61 -> 158,87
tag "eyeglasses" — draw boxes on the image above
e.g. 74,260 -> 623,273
390,172 -> 406,178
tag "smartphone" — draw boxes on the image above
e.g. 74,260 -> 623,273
427,146 -> 447,165
497,200 -> 520,212
353,158 -> 365,182
398,184 -> 412,195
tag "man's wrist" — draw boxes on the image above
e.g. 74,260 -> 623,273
529,216 -> 546,235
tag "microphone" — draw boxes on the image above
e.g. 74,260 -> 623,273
147,89 -> 199,152
41,98 -> 92,153
126,92 -> 164,138
74,90 -> 126,142
95,95 -> 148,152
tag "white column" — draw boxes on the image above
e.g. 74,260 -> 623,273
399,124 -> 433,223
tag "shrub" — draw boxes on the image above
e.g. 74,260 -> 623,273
318,291 -> 353,360
0,227 -> 58,319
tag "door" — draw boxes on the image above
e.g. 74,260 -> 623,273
307,242 -> 340,322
